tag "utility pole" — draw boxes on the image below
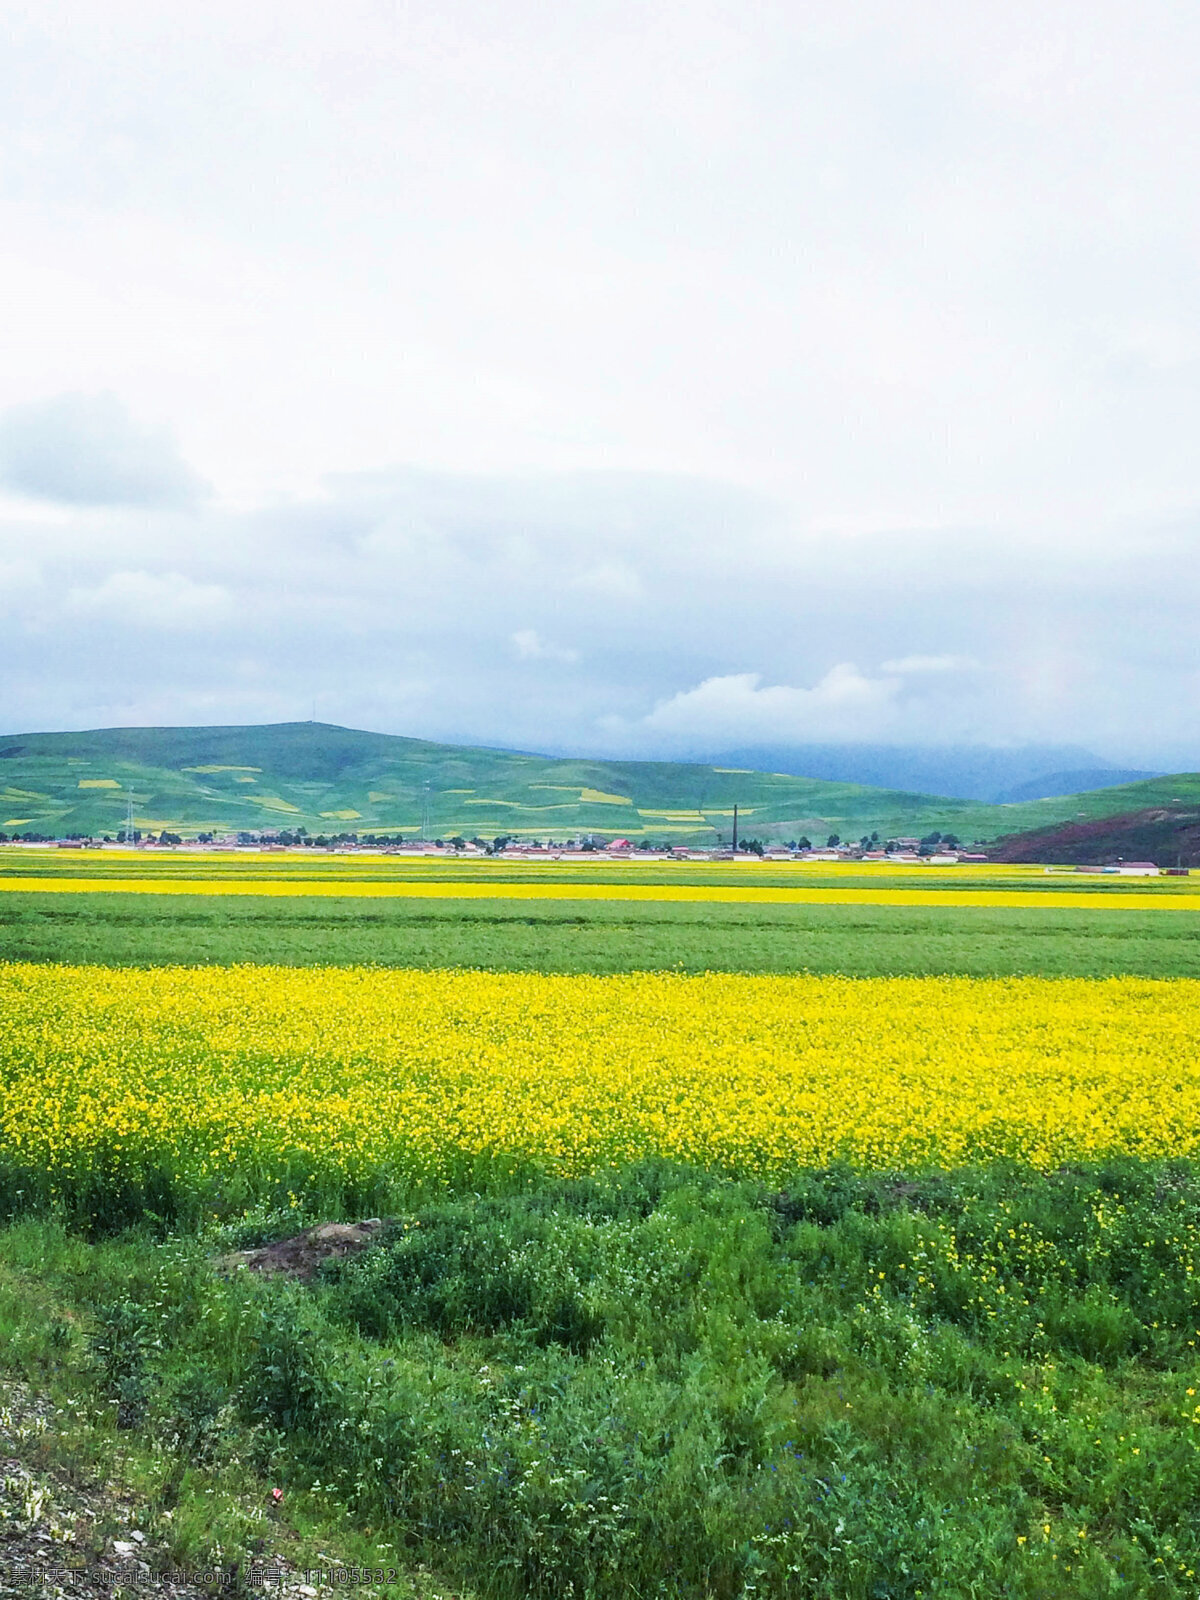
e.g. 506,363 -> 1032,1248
125,792 -> 135,844
732,803 -> 739,854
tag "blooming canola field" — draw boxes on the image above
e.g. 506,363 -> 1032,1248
5,847 -> 1200,912
3,962 -> 1199,1212
4,872 -> 1200,911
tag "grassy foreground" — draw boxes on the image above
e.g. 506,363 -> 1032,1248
6,890 -> 1200,976
4,1160 -> 1200,1599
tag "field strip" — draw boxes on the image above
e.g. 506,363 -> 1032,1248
1,875 -> 1199,909
5,964 -> 1200,1185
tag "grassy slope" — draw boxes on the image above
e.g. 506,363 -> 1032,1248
4,890 -> 1200,977
5,720 -> 1199,842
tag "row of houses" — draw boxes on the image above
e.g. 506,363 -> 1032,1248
29,836 -> 995,863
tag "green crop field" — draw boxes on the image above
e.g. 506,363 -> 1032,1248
6,888 -> 1200,979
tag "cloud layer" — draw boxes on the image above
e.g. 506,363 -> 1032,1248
2,462 -> 1198,768
2,6 -> 1200,767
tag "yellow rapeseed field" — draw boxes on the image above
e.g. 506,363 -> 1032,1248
0,875 -> 1198,910
2,963 -> 1198,1205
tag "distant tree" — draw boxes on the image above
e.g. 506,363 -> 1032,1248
827,833 -> 840,848
741,838 -> 765,856
796,836 -> 811,851
860,835 -> 870,848
941,833 -> 959,847
449,836 -> 466,849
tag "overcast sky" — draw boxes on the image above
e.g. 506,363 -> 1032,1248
2,0 -> 1200,766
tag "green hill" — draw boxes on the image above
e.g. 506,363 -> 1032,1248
0,721 -> 1197,844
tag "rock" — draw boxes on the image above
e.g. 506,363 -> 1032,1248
213,1217 -> 395,1282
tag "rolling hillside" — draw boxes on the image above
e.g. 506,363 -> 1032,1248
0,721 -> 1197,844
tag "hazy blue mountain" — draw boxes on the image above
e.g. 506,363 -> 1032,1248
993,768 -> 1161,804
690,744 -> 1154,803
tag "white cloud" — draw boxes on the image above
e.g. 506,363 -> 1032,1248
65,570 -> 232,629
3,1 -> 1199,532
512,628 -> 580,664
638,667 -> 904,745
3,2 -> 1200,779
0,393 -> 208,508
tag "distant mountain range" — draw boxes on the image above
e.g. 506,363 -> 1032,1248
0,721 -> 1193,845
684,743 -> 1161,803
991,768 -> 1161,804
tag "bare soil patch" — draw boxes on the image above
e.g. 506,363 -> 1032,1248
215,1220 -> 393,1283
